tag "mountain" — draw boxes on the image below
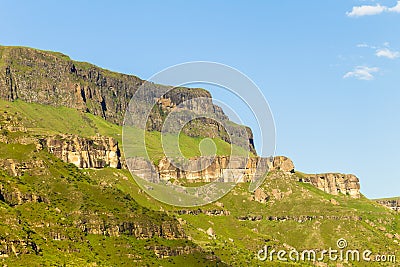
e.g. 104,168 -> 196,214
0,46 -> 398,266
0,45 -> 256,154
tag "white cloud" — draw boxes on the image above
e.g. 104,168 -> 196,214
347,1 -> 400,17
356,43 -> 377,49
343,66 -> 379,80
346,4 -> 387,17
357,43 -> 369,48
376,48 -> 400,59
388,1 -> 400,12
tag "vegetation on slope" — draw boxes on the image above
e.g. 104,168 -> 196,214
0,99 -> 249,165
90,167 -> 399,266
0,45 -> 259,154
0,144 -> 226,266
0,99 -> 398,266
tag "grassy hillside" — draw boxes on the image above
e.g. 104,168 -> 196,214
0,45 -> 259,154
0,99 -> 120,139
90,167 -> 399,266
0,99 -> 398,266
0,99 -> 249,164
0,144 -> 224,266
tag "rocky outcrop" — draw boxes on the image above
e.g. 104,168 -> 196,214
237,215 -> 263,221
153,155 -> 294,183
300,173 -> 360,198
175,209 -> 230,216
0,183 -> 48,206
0,46 -> 141,124
0,159 -> 48,177
147,245 -> 204,259
265,215 -> 362,222
155,156 -> 360,199
0,46 -> 256,153
75,213 -> 185,239
206,227 -> 215,237
236,214 -> 361,222
253,188 -> 269,203
375,199 -> 400,211
45,135 -> 121,168
272,156 -> 295,173
0,239 -> 41,258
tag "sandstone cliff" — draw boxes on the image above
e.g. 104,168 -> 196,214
74,212 -> 186,239
158,155 -> 294,182
300,173 -> 360,198
44,135 -> 121,169
126,155 -> 295,184
39,134 -> 361,199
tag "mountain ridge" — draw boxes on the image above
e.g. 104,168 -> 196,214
0,45 -> 256,154
0,46 -> 398,266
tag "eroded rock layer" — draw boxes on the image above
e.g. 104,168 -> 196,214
300,173 -> 360,198
45,135 -> 121,169
42,134 -> 361,199
156,155 -> 295,183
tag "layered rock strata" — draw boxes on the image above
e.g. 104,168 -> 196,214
126,155 -> 295,184
375,199 -> 400,211
45,135 -> 121,169
300,173 -> 360,198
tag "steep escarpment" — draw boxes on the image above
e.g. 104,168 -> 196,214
39,133 -> 361,199
0,46 -> 141,123
0,46 -> 256,153
44,135 -> 121,169
299,173 -> 360,198
156,155 -> 294,183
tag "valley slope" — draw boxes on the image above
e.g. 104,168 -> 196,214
0,46 -> 398,266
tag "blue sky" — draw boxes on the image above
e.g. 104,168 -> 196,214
0,0 -> 399,198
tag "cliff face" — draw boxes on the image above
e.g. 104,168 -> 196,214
0,46 -> 141,124
375,199 -> 400,211
126,155 -> 295,184
300,173 -> 360,198
155,157 -> 361,198
43,135 -> 361,199
45,135 -> 121,168
158,155 -> 295,182
0,46 -> 256,153
0,182 -> 48,206
74,212 -> 186,239
0,158 -> 48,177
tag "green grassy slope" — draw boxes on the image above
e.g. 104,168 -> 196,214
90,167 -> 399,266
0,100 -> 398,266
0,99 -> 120,139
0,144 -> 226,266
0,99 -> 249,164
